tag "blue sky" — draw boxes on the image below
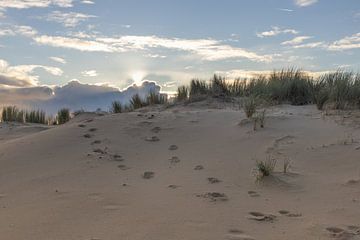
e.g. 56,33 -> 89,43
0,0 -> 359,96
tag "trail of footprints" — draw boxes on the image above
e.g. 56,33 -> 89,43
78,116 -> 348,240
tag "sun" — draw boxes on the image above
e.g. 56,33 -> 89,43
131,71 -> 146,86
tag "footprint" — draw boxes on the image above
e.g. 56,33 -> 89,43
145,136 -> 160,142
151,127 -> 161,133
169,145 -> 178,150
207,177 -> 221,184
248,191 -> 260,197
143,171 -> 155,179
169,156 -> 181,164
326,227 -> 345,236
197,192 -> 228,202
278,210 -> 302,217
112,154 -> 123,161
84,134 -> 93,138
118,165 -> 130,170
88,128 -> 97,132
194,165 -> 204,170
93,148 -> 107,154
248,212 -> 276,222
91,140 -> 102,145
78,124 -> 86,128
168,185 -> 180,189
85,119 -> 94,123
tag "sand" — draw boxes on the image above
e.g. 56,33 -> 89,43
0,103 -> 360,240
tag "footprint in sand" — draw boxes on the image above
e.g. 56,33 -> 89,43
194,165 -> 204,170
143,171 -> 155,179
84,133 -> 93,138
169,145 -> 178,151
151,127 -> 161,133
207,177 -> 221,184
118,165 -> 130,170
197,192 -> 228,202
78,124 -> 86,128
326,226 -> 360,238
88,128 -> 97,132
93,148 -> 107,154
248,191 -> 260,198
344,179 -> 360,186
91,140 -> 102,145
226,229 -> 255,240
84,119 -> 94,123
168,185 -> 180,189
145,136 -> 160,142
169,156 -> 181,165
111,154 -> 123,161
248,212 -> 276,222
278,210 -> 302,218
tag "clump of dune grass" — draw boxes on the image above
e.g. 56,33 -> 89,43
255,156 -> 277,180
57,108 -> 70,124
111,101 -> 123,113
1,106 -> 21,122
253,109 -> 266,130
130,94 -> 146,110
243,96 -> 258,118
146,92 -> 167,105
177,86 -> 188,101
211,74 -> 229,97
25,110 -> 46,124
189,79 -> 210,101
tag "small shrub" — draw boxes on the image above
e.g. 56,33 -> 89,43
57,108 -> 70,125
111,101 -> 123,113
255,156 -> 277,179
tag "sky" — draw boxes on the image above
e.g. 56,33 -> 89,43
0,0 -> 359,111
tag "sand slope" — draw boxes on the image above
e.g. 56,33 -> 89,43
0,104 -> 359,240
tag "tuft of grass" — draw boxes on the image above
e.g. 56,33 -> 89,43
25,110 -> 46,124
57,108 -> 70,125
177,86 -> 188,101
243,96 -> 258,118
146,92 -> 167,105
189,79 -> 210,100
255,156 -> 277,179
130,94 -> 146,109
111,101 -> 123,113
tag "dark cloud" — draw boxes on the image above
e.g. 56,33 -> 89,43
0,80 -> 161,114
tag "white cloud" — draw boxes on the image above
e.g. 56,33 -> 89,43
256,26 -> 298,38
0,25 -> 37,37
33,34 -> 272,62
294,0 -> 318,7
0,59 -> 63,87
81,70 -> 98,77
0,0 -> 73,9
278,8 -> 294,12
216,69 -> 331,79
328,33 -> 360,51
81,0 -> 94,4
45,11 -> 97,27
50,56 -> 66,64
33,35 -> 116,52
282,36 -> 313,45
293,41 -> 325,49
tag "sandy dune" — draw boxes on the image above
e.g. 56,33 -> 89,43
0,103 -> 360,240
